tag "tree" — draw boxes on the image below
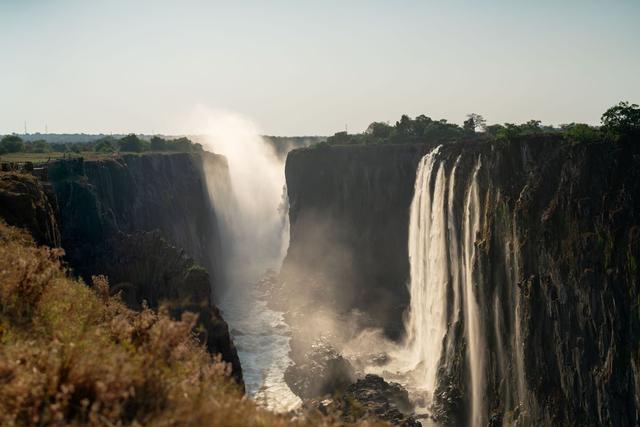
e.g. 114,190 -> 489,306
365,122 -> 393,138
563,123 -> 601,144
94,138 -> 118,153
0,135 -> 25,154
395,114 -> 414,137
150,136 -> 168,151
463,113 -> 486,133
119,134 -> 148,152
601,101 -> 640,139
170,137 -> 194,152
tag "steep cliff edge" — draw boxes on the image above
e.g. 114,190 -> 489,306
48,152 -> 227,287
283,138 -> 640,425
43,152 -> 242,383
0,172 -> 60,248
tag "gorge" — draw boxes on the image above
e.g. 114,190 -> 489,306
1,132 -> 638,426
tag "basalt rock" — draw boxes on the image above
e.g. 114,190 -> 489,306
344,374 -> 420,427
284,338 -> 356,399
302,374 -> 420,427
0,172 -> 60,248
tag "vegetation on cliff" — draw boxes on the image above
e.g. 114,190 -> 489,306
0,134 -> 203,157
320,101 -> 639,147
0,220 -> 385,426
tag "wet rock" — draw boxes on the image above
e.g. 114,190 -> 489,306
284,338 -> 356,399
345,374 -> 420,426
301,374 -> 421,426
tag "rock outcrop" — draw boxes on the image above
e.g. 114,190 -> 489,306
284,338 -> 355,399
302,374 -> 420,427
0,172 -> 60,248
93,230 -> 243,383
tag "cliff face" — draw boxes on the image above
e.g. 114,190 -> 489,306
283,138 -> 640,425
283,144 -> 431,337
0,172 -> 60,248
46,153 -> 242,383
48,153 -> 227,286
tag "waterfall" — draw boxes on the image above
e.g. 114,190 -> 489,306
404,146 -> 448,395
400,147 -> 487,425
462,160 -> 485,427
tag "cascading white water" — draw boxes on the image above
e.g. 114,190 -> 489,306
380,147 -> 487,425
462,160 -> 485,427
403,146 -> 449,395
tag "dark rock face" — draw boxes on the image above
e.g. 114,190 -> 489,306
47,153 -> 242,384
93,230 -> 243,383
0,172 -> 60,247
284,138 -> 640,426
283,144 -> 431,338
48,153 -> 226,288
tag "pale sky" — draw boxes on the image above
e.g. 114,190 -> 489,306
1,0 -> 639,136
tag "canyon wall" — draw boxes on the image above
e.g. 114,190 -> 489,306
282,144 -> 432,337
0,172 -> 60,247
48,153 -> 228,287
1,153 -> 242,383
283,138 -> 640,425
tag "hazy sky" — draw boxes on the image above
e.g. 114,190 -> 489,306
1,0 -> 639,136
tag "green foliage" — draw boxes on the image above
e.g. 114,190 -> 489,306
94,137 -> 118,153
150,136 -> 203,152
601,101 -> 640,140
119,133 -> 148,152
563,123 -> 602,144
321,102 -> 639,147
150,136 -> 168,151
0,135 -> 25,154
325,114 -> 469,146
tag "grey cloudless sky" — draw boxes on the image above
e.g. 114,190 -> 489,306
1,0 -> 639,135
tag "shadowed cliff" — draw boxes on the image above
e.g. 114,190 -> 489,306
1,152 -> 243,384
282,137 -> 640,426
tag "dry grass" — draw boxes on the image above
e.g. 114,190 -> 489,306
0,220 -> 383,427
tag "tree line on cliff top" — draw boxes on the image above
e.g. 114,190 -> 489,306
322,101 -> 640,147
0,133 -> 203,156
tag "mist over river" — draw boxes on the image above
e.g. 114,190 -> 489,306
195,109 -> 301,411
